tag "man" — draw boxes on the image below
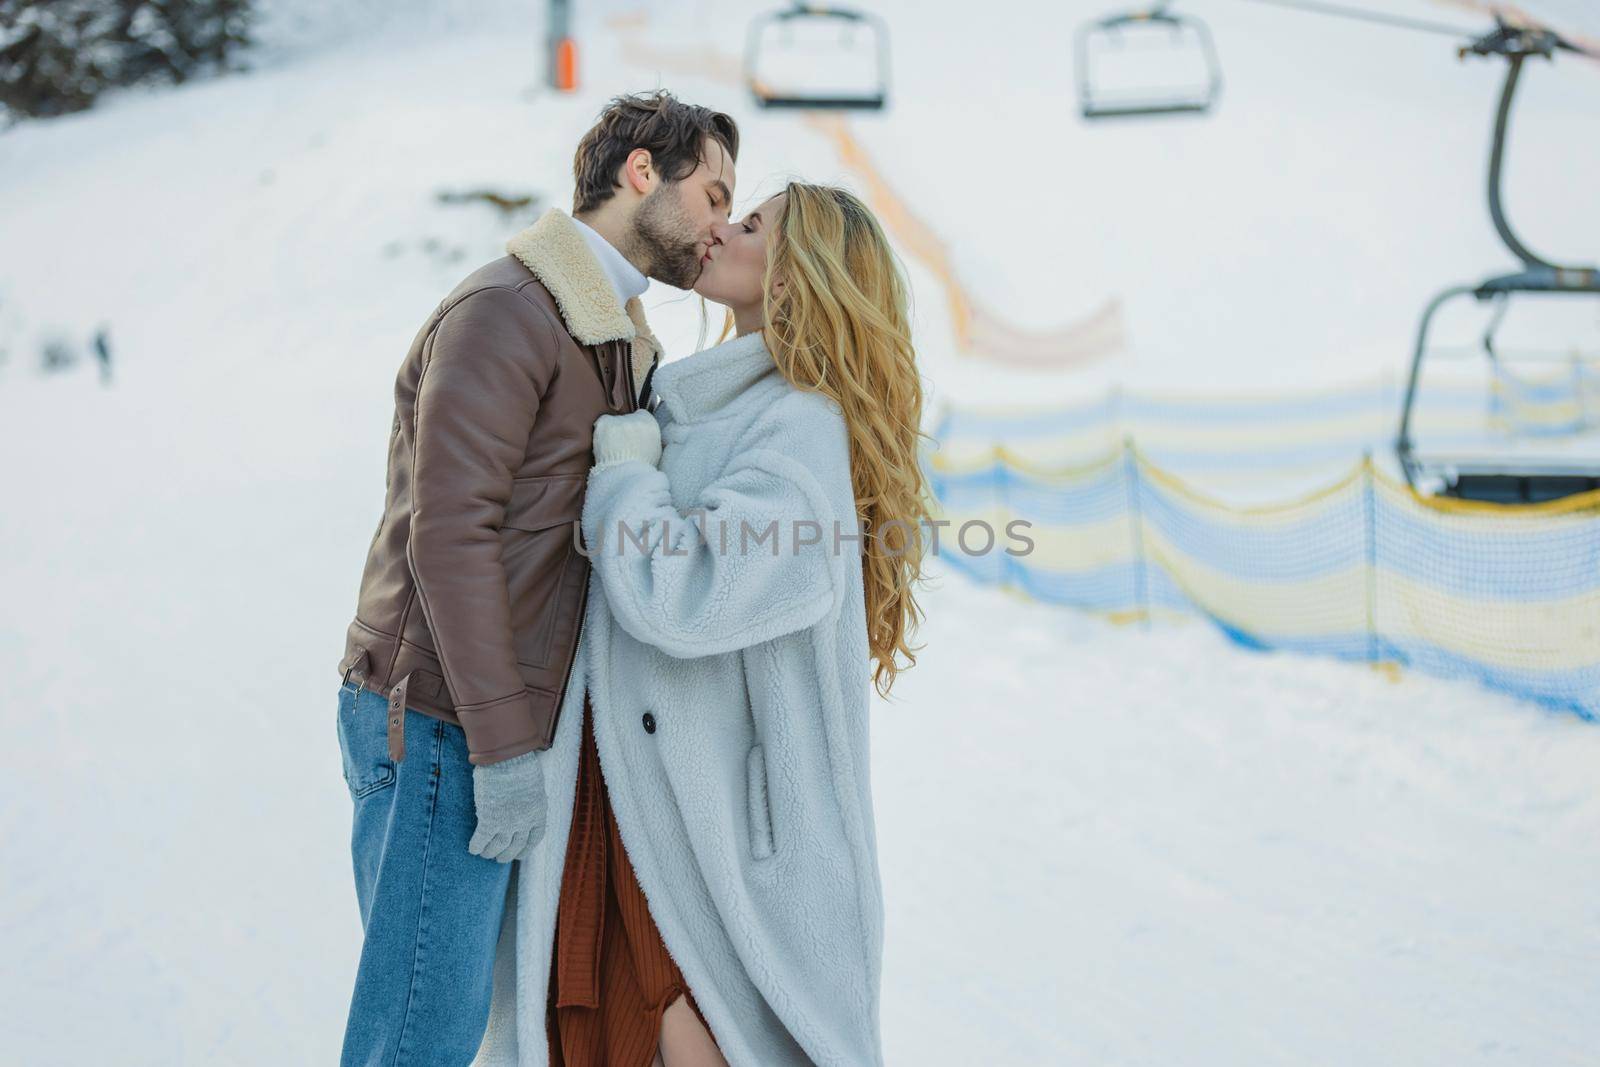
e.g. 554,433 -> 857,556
333,90 -> 738,1065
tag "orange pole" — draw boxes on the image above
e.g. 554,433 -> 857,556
555,37 -> 579,92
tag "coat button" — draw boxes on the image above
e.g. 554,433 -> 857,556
642,712 -> 656,734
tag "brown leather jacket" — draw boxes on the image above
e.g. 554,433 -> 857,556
338,209 -> 661,765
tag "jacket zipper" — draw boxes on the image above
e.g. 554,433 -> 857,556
553,340 -> 641,742
621,338 -> 638,412
550,561 -> 590,742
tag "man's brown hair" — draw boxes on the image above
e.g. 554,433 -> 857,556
572,90 -> 740,214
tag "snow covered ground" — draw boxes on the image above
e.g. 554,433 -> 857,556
1,2 -> 1597,1063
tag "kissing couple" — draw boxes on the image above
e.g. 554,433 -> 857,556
333,89 -> 932,1067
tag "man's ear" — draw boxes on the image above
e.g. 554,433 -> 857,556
623,148 -> 655,195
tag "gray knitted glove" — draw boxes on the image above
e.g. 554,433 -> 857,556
593,410 -> 662,470
468,749 -> 547,863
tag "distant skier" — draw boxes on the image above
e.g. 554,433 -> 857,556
92,327 -> 111,385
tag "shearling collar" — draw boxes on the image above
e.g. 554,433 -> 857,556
505,207 -> 662,399
651,330 -> 781,424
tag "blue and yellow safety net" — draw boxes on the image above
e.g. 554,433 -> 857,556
931,374 -> 1562,488
1491,358 -> 1600,437
924,391 -> 1600,720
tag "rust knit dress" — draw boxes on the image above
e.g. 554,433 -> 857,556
546,690 -> 722,1066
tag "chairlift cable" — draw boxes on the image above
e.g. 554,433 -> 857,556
1238,0 -> 1480,41
1238,0 -> 1598,57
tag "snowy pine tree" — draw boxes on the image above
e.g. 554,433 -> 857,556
0,0 -> 254,120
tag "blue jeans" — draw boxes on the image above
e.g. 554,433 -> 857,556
335,681 -> 513,1066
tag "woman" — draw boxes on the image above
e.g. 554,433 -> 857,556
477,183 -> 933,1067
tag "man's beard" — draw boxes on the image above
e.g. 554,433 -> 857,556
630,184 -> 703,290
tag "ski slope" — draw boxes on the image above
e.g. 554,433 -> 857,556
0,2 -> 1597,1063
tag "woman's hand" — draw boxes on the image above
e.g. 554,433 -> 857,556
592,410 -> 662,471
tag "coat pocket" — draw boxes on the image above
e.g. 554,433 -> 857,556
336,686 -> 397,799
501,475 -> 585,669
746,743 -> 775,860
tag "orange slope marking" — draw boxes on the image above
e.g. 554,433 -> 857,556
802,113 -> 1127,367
609,12 -> 1125,370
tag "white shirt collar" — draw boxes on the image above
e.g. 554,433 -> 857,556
570,215 -> 649,306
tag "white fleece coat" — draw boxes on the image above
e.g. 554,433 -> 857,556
474,330 -> 885,1067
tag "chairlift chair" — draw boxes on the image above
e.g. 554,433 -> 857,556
1075,2 -> 1223,120
1396,22 -> 1600,504
745,3 -> 890,111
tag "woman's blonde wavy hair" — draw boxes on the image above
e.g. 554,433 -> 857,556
713,182 -> 935,697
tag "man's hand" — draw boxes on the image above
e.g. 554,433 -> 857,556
593,410 -> 662,470
468,750 -> 547,863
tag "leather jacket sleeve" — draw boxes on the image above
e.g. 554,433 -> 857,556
406,285 -> 560,764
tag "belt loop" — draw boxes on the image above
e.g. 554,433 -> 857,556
343,645 -> 371,694
387,672 -> 411,763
